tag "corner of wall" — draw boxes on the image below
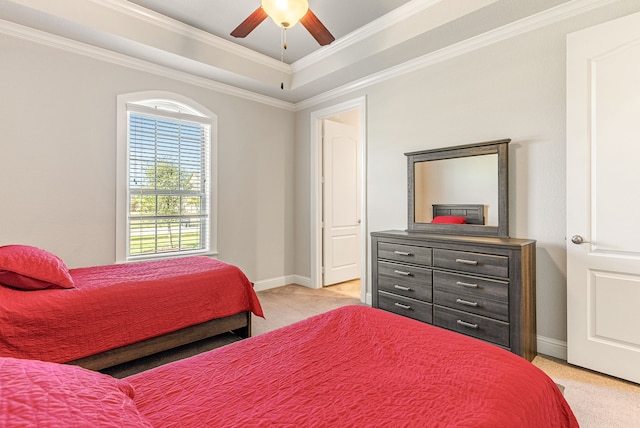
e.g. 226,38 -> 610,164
537,335 -> 568,360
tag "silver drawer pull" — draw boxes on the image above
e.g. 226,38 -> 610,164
456,281 -> 479,288
456,320 -> 479,329
456,298 -> 479,307
455,258 -> 479,266
393,250 -> 413,256
394,302 -> 412,310
393,270 -> 411,276
394,284 -> 412,291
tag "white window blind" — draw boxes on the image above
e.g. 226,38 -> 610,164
126,104 -> 211,259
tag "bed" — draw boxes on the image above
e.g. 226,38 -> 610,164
1,305 -> 579,427
0,245 -> 263,370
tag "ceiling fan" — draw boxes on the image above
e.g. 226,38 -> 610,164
231,0 -> 335,46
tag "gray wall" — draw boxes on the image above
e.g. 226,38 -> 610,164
295,2 -> 640,353
0,33 -> 296,284
3,1 -> 640,356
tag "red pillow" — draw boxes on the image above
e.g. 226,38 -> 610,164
431,216 -> 467,224
0,357 -> 153,427
0,245 -> 74,290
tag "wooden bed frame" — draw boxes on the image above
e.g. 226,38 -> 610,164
68,312 -> 251,371
432,203 -> 485,225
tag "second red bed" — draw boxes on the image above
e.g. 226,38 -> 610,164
0,254 -> 263,365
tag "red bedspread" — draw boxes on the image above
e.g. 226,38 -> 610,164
128,306 -> 578,428
0,256 -> 263,363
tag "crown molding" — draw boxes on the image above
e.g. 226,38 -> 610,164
0,18 -> 295,111
292,0 -> 446,72
295,0 -> 619,110
95,0 -> 289,73
1,0 -> 622,111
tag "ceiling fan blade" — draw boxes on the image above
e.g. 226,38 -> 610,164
230,7 -> 268,38
300,9 -> 335,46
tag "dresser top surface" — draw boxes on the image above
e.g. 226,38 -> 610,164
371,230 -> 535,247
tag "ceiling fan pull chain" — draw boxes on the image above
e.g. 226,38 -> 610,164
280,27 -> 285,90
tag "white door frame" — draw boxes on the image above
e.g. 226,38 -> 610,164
310,96 -> 368,303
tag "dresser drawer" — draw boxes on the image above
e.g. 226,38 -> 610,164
378,291 -> 433,323
434,305 -> 509,347
433,249 -> 508,278
378,261 -> 432,302
433,271 -> 508,301
378,242 -> 432,266
433,288 -> 508,321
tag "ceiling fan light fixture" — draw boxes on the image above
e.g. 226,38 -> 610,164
262,0 -> 309,29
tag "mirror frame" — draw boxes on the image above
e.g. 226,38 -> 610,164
406,139 -> 510,237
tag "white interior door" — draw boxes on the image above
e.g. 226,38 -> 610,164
567,11 -> 640,384
322,119 -> 360,286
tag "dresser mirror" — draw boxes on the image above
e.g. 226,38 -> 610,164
406,139 -> 510,237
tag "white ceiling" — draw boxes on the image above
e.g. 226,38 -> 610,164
0,0 -> 578,104
127,0 -> 414,63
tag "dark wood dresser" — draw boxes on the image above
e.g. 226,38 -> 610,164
371,230 -> 536,361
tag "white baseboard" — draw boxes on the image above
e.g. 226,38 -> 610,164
252,275 -> 310,292
292,275 -> 311,288
537,335 -> 567,360
365,292 -> 372,306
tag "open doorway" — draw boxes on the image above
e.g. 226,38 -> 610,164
310,97 -> 367,304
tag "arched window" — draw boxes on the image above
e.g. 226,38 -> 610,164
116,92 -> 217,261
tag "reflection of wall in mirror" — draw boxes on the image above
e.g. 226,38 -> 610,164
414,154 -> 498,225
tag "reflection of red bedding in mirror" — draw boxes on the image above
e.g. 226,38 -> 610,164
430,215 -> 466,224
432,203 -> 485,225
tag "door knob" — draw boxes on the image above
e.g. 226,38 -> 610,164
571,235 -> 590,244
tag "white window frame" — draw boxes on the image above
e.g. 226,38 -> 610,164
116,91 -> 217,262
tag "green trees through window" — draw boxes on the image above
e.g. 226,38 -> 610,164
127,109 -> 211,258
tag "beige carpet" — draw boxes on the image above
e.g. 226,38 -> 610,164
252,280 -> 363,336
532,355 -> 640,427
